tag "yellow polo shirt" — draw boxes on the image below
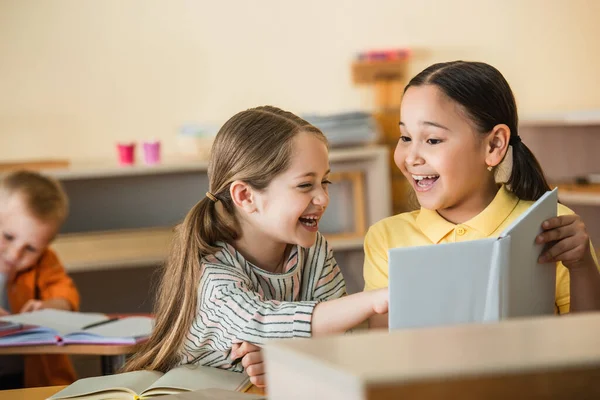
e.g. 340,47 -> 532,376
363,185 -> 599,314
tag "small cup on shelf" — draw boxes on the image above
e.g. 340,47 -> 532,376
142,140 -> 161,165
116,142 -> 136,166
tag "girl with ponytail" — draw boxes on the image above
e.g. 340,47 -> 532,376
125,106 -> 389,386
364,61 -> 600,329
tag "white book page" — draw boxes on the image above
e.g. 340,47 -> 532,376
499,188 -> 558,318
0,309 -> 107,336
143,365 -> 250,396
158,389 -> 266,400
83,316 -> 154,338
388,238 -> 498,330
48,370 -> 163,399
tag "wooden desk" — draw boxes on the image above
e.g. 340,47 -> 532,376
0,385 -> 66,400
265,312 -> 600,399
0,343 -> 139,375
0,384 -> 266,400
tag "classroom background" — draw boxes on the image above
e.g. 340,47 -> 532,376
1,0 -> 600,382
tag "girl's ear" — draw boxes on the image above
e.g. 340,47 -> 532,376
485,124 -> 511,168
230,180 -> 257,214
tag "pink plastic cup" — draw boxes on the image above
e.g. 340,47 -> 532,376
117,143 -> 136,165
142,141 -> 161,165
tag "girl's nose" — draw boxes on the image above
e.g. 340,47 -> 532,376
313,188 -> 329,208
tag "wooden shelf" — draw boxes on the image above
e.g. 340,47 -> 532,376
520,111 -> 600,128
55,228 -> 364,273
54,228 -> 174,272
556,184 -> 600,206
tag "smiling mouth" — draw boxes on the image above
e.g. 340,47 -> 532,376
412,174 -> 439,188
299,215 -> 320,228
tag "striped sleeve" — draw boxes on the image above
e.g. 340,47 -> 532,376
196,266 -> 317,347
311,244 -> 346,301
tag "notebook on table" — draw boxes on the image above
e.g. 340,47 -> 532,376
0,309 -> 153,346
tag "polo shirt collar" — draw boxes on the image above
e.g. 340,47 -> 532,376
416,185 -> 519,243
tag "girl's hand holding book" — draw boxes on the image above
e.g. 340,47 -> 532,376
231,342 -> 265,388
537,215 -> 596,270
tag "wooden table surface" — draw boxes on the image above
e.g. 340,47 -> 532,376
0,343 -> 139,356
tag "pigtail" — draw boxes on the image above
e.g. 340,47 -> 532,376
124,195 -> 235,372
506,139 -> 551,201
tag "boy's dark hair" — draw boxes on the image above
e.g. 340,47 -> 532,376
405,61 -> 551,201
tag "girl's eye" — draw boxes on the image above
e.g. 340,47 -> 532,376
399,136 -> 411,143
2,233 -> 13,241
322,180 -> 332,186
427,138 -> 442,145
298,183 -> 312,189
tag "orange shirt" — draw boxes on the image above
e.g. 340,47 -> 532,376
8,248 -> 80,387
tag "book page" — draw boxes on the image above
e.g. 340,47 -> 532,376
388,238 -> 498,330
158,389 -> 266,400
48,370 -> 163,400
0,309 -> 107,336
143,365 -> 250,397
499,188 -> 558,318
83,316 -> 154,338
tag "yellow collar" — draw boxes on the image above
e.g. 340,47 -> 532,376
416,185 -> 520,243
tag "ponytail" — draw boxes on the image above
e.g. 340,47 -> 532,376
124,192 -> 238,372
506,139 -> 551,201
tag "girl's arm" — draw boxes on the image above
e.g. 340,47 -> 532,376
569,265 -> 600,312
538,214 -> 600,312
312,288 -> 388,335
309,241 -> 388,334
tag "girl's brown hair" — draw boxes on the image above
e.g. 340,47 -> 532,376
124,106 -> 326,372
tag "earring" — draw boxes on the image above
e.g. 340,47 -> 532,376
487,165 -> 493,172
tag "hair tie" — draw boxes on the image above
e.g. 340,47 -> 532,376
205,192 -> 218,203
509,135 -> 522,146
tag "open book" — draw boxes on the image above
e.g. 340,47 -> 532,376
388,188 -> 558,330
48,364 -> 253,400
0,309 -> 153,346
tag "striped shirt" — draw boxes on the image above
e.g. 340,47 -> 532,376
179,232 -> 346,371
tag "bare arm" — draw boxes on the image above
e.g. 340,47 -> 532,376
569,262 -> 600,312
312,288 -> 388,336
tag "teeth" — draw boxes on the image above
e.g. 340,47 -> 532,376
300,215 -> 320,220
412,174 -> 438,181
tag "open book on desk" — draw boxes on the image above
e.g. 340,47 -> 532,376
48,364 -> 253,400
389,188 -> 558,330
0,309 -> 153,346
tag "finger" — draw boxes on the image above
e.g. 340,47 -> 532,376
542,215 -> 577,230
230,342 -> 242,360
536,223 -> 579,244
250,374 -> 266,388
539,237 -> 584,263
245,362 -> 265,378
542,242 -> 588,264
553,246 -> 590,265
0,308 -> 9,316
241,351 -> 264,369
20,300 -> 34,313
236,342 -> 261,359
240,342 -> 261,353
374,299 -> 389,315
